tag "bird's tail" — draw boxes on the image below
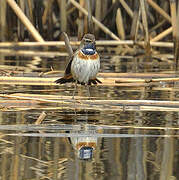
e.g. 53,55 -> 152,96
55,75 -> 75,84
55,76 -> 102,85
88,78 -> 102,85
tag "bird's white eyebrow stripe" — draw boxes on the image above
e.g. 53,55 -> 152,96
85,48 -> 94,51
84,38 -> 92,41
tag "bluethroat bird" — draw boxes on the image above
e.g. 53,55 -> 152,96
55,34 -> 101,97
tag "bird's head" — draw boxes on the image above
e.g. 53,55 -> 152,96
80,34 -> 96,55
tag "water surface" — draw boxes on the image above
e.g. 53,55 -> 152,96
0,52 -> 178,180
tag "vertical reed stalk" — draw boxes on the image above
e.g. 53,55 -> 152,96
159,122 -> 174,180
10,137 -> 21,180
18,0 -> 25,40
170,0 -> 177,39
70,0 -> 120,40
34,0 -> 44,36
42,0 -> 54,39
47,1 -> 53,40
119,0 -> 143,33
170,0 -> 178,70
6,0 -> 44,42
0,0 -> 7,41
78,0 -> 85,40
27,0 -> 33,24
140,0 -> 150,51
101,0 -> 108,21
174,1 -> 179,70
130,0 -> 140,41
58,0 -> 67,33
84,1 -> 88,34
86,0 -> 93,34
0,0 -> 6,68
95,0 -> 101,36
61,32 -> 73,58
116,8 -> 125,39
42,1 -> 50,25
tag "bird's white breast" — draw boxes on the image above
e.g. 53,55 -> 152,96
71,51 -> 100,83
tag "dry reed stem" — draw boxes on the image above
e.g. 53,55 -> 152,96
27,0 -> 33,24
99,72 -> 176,78
0,71 -> 176,78
0,0 -> 7,41
130,2 -> 140,40
6,0 -> 44,42
18,0 -> 25,39
119,0 -> 133,17
0,49 -> 68,57
20,154 -> 50,164
94,0 -> 101,35
175,1 -> 179,65
149,20 -> 166,33
98,124 -> 179,130
5,100 -> 179,112
0,94 -> 70,104
0,100 -> 39,109
0,76 -> 116,86
169,0 -> 179,70
7,93 -> 95,100
2,93 -> 179,109
86,0 -> 93,34
5,104 -> 179,112
42,1 -> 52,25
0,74 -> 179,87
0,40 -> 174,47
61,32 -> 73,58
0,72 -> 177,80
35,111 -> 47,125
147,0 -> 171,23
6,0 -> 44,70
69,0 -> 120,40
170,0 -> 177,38
116,77 -> 179,83
119,0 -> 143,31
140,0 -> 150,51
153,87 -> 179,92
150,27 -> 173,42
58,0 -> 67,33
116,8 -> 125,39
78,0 -> 85,39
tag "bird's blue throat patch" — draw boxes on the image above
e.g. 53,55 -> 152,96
81,44 -> 96,55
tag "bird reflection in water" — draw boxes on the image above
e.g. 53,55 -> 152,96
68,123 -> 97,160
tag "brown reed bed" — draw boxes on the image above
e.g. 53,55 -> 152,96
2,92 -> 179,112
0,0 -> 178,66
0,0 -> 178,52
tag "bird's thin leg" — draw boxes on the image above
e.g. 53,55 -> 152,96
72,81 -> 77,116
72,80 -> 77,99
86,84 -> 91,98
85,84 -> 92,116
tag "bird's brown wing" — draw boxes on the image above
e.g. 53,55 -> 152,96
55,57 -> 75,84
64,56 -> 73,75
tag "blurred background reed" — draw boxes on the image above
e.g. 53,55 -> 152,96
0,0 -> 178,42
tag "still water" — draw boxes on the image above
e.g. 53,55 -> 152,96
0,52 -> 178,180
